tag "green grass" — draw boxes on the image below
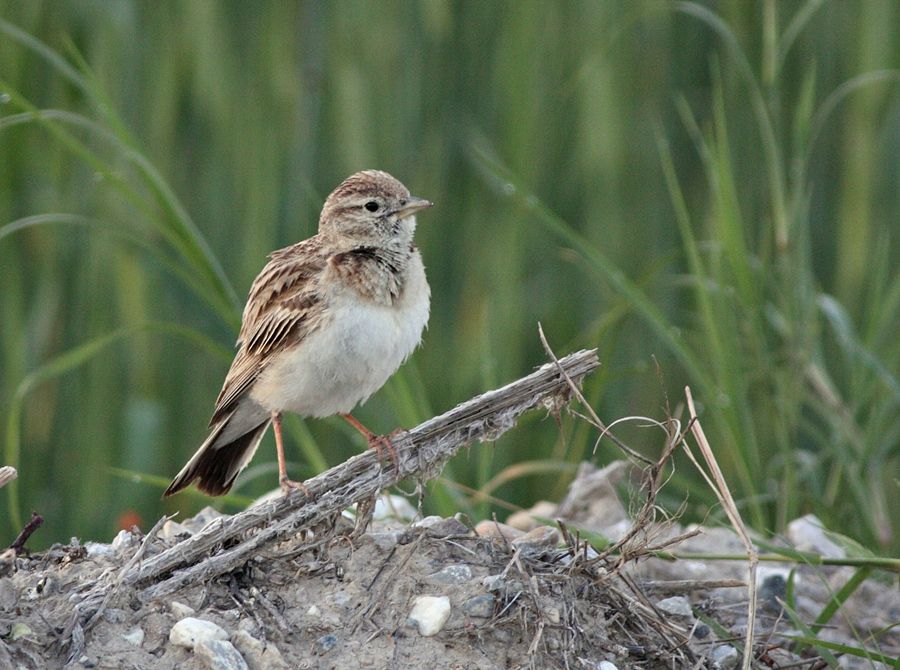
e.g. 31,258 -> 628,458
0,1 -> 897,564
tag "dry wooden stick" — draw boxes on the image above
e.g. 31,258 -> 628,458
127,348 -> 599,599
9,511 -> 43,555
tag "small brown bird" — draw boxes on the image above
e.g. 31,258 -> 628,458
164,170 -> 432,497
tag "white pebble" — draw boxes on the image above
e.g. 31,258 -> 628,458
232,630 -> 290,670
110,529 -> 137,552
10,622 -> 33,641
84,542 -> 116,559
169,617 -> 228,649
656,596 -> 693,617
411,515 -> 445,529
169,601 -> 196,619
786,514 -> 845,558
159,520 -> 191,540
373,494 -> 417,521
194,639 -> 248,670
599,662 -> 619,670
121,626 -> 144,646
407,596 -> 451,636
711,644 -> 739,669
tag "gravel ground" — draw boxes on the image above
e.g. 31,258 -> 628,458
2,463 -> 897,669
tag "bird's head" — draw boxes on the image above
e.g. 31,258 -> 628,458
319,170 -> 433,247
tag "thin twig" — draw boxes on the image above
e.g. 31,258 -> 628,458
9,511 -> 43,555
537,323 -> 652,465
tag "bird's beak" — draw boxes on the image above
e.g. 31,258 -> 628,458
394,196 -> 434,219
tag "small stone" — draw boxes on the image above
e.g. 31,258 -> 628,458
407,596 -> 451,636
232,630 -> 289,670
10,622 -> 33,641
482,574 -> 505,591
194,639 -> 248,670
159,520 -> 191,540
506,501 -> 558,532
656,596 -> 693,618
786,514 -> 845,558
461,595 -> 494,618
413,516 -> 469,537
412,515 -> 444,528
758,572 -> 788,611
482,575 -> 526,598
474,520 -> 523,541
369,531 -> 404,551
710,644 -> 739,669
330,591 -> 351,608
185,506 -> 226,532
692,623 -> 710,639
122,626 -> 144,646
598,662 -> 619,670
544,606 -> 560,624
220,608 -> 241,621
316,633 -> 338,652
169,601 -> 196,619
231,629 -> 261,654
77,655 -> 95,668
511,525 -> 560,552
169,617 -> 228,650
111,529 -> 137,552
425,564 -> 473,585
237,618 -> 258,635
84,542 -> 116,559
373,494 -> 417,521
306,605 -> 321,617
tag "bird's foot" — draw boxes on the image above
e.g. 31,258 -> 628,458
367,429 -> 405,468
279,475 -> 309,497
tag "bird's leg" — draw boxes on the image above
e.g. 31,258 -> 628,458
340,413 -> 400,467
272,412 -> 308,496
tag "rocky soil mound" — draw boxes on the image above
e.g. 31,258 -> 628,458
2,462 -> 896,669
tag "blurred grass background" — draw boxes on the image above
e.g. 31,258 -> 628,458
0,1 -> 898,554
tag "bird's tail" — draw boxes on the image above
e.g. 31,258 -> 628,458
164,406 -> 270,497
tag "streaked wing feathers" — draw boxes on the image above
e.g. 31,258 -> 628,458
209,238 -> 327,425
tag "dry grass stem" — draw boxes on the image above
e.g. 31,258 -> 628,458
684,386 -> 759,670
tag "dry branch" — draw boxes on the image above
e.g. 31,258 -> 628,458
127,348 -> 599,599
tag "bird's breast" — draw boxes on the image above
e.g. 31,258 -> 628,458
250,253 -> 430,417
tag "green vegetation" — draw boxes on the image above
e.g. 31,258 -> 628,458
1,1 -> 897,560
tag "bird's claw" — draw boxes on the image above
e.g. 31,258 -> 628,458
279,476 -> 309,497
367,430 -> 404,468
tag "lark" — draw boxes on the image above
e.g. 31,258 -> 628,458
164,170 -> 432,497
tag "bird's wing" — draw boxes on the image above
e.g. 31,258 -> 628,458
209,237 -> 328,425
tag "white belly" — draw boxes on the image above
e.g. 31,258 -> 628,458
250,257 -> 429,417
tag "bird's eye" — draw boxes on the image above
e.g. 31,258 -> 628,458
364,201 -> 379,212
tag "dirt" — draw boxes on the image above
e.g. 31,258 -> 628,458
1,464 -> 897,669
